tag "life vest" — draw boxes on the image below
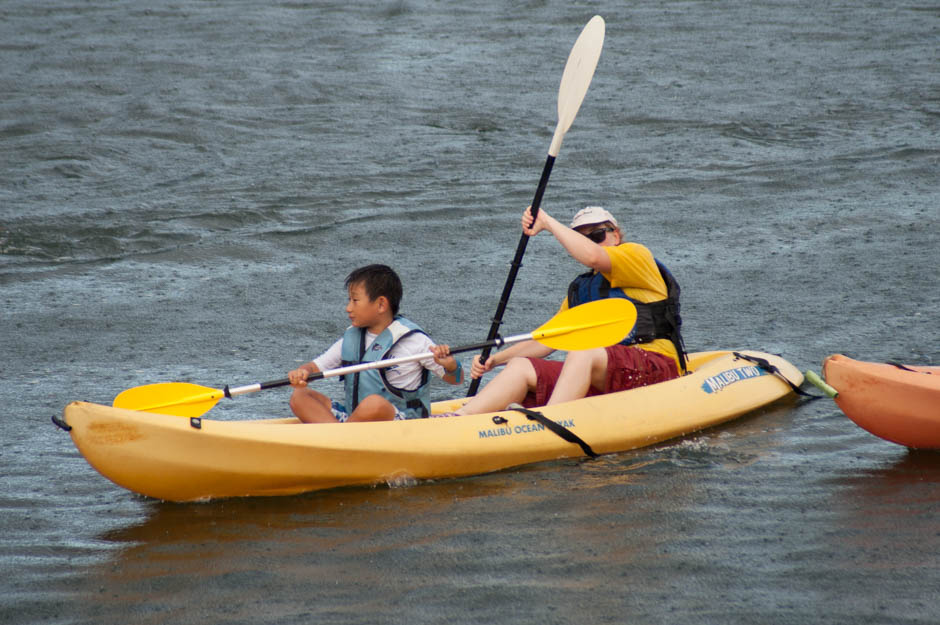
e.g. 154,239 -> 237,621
340,317 -> 431,419
567,260 -> 687,372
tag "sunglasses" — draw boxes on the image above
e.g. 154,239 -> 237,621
583,226 -> 615,243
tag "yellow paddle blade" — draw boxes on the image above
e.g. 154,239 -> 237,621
113,382 -> 225,417
532,299 -> 637,351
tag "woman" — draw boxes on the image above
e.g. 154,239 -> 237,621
452,205 -> 685,414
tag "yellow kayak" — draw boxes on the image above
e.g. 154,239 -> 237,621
60,350 -> 802,502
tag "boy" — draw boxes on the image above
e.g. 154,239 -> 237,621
288,264 -> 463,423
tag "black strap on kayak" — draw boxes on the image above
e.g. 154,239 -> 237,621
507,405 -> 598,458
888,361 -> 933,374
731,352 -> 821,399
51,415 -> 71,432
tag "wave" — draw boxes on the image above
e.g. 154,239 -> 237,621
0,218 -> 204,273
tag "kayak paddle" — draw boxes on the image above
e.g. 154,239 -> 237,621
468,15 -> 605,397
113,298 -> 636,418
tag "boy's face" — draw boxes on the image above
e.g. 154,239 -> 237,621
346,282 -> 386,328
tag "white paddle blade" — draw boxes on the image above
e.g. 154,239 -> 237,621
549,15 -> 605,156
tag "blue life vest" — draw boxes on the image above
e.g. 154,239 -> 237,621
567,260 -> 687,372
339,317 -> 431,419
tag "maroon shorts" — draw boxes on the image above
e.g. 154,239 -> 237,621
522,345 -> 679,408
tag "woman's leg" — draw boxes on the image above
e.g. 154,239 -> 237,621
456,357 -> 538,415
546,347 -> 609,405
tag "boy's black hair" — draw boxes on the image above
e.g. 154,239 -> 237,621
345,264 -> 402,316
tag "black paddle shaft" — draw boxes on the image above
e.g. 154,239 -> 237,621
467,154 -> 556,396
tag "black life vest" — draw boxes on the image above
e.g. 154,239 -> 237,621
567,260 -> 687,372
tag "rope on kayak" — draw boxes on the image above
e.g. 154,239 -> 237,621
731,352 -> 822,400
507,405 -> 599,458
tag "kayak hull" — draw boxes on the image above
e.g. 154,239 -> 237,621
63,350 -> 802,502
823,354 -> 940,450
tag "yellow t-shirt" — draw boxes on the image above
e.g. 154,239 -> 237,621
558,242 -> 681,369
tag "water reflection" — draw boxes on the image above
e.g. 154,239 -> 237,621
857,449 -> 940,483
802,450 -> 940,620
61,451 -> 708,623
51,400 -> 940,624
62,415 -> 799,624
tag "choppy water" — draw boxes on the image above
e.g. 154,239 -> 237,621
2,1 -> 938,624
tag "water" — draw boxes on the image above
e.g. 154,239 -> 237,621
2,1 -> 938,623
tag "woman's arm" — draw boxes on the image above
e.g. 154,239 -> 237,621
470,339 -> 554,379
522,206 -> 612,273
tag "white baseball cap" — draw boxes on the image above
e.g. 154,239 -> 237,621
570,206 -> 618,229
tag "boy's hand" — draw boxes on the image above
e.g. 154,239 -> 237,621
288,367 -> 310,387
430,344 -> 453,365
432,344 -> 463,384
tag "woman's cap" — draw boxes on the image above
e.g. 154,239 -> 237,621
570,206 -> 618,229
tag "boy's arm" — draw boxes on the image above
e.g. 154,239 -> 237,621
288,337 -> 341,386
430,344 -> 463,385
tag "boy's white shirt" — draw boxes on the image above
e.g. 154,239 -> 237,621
313,332 -> 446,391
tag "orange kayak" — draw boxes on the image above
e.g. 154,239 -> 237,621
823,354 -> 940,450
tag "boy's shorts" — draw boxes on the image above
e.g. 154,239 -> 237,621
522,345 -> 679,408
329,400 -> 407,423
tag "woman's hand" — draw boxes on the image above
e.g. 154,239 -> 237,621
470,353 -> 498,379
521,205 -> 552,237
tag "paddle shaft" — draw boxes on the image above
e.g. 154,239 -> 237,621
112,297 -> 632,417
466,16 -> 604,397
466,155 -> 553,396
226,332 -> 535,398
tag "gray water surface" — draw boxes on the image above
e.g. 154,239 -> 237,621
1,1 -> 938,624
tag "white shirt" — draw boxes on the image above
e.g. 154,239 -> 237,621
313,331 -> 446,391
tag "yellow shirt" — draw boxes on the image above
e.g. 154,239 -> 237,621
558,242 -> 681,369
